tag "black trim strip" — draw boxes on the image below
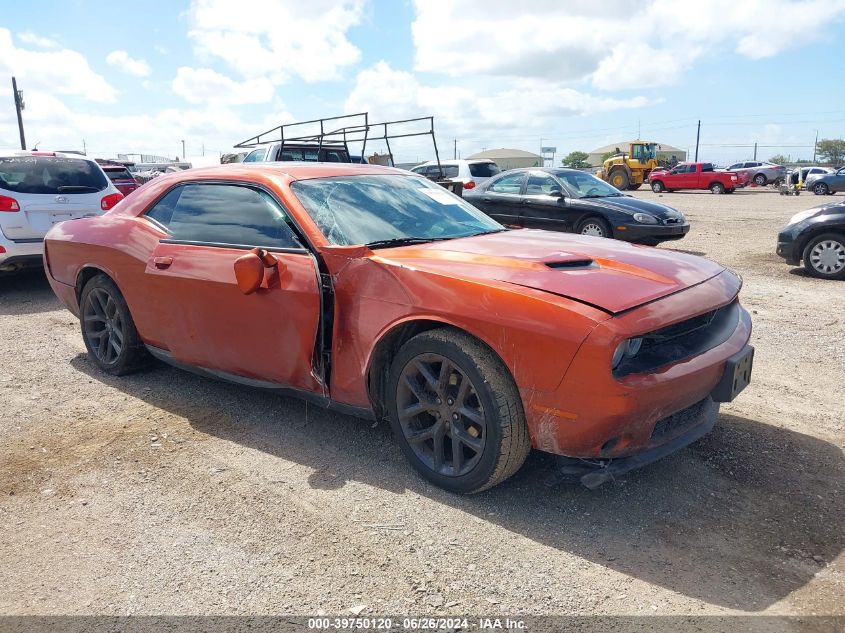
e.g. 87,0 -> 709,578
158,239 -> 307,254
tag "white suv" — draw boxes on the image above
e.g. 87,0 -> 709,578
410,159 -> 501,190
0,151 -> 123,273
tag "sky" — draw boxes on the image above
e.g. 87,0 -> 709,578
2,0 -> 845,166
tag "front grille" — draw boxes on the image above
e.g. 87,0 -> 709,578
662,217 -> 683,225
614,300 -> 740,377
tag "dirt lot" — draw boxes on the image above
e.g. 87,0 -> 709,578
1,188 -> 843,618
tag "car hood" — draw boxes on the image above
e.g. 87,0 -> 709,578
376,229 -> 725,314
573,195 -> 682,219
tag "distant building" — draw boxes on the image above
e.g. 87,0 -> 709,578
587,142 -> 687,168
466,148 -> 544,170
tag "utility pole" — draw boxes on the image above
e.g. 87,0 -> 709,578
694,120 -> 701,162
753,142 -> 757,161
181,140 -> 185,159
83,139 -> 87,155
453,139 -> 457,160
202,142 -> 205,157
812,130 -> 819,163
12,77 -> 26,150
637,119 -> 641,139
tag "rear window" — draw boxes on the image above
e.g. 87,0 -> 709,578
0,156 -> 108,194
104,167 -> 134,181
701,163 -> 714,172
469,162 -> 501,177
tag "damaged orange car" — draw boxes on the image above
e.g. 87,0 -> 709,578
44,164 -> 753,493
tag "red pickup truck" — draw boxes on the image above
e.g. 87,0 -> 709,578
648,162 -> 739,194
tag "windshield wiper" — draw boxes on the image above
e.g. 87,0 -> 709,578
57,185 -> 100,193
366,236 -> 453,249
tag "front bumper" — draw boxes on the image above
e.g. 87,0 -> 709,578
579,396 -> 718,488
616,222 -> 690,243
776,227 -> 801,264
0,229 -> 44,271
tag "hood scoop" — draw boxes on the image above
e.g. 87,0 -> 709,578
546,258 -> 596,270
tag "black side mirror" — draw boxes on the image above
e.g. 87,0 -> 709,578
549,189 -> 564,198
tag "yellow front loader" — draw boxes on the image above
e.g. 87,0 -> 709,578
597,141 -> 661,191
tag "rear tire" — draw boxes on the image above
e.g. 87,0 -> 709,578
651,180 -> 665,193
710,182 -> 725,194
754,174 -> 767,186
803,233 -> 845,280
627,183 -> 642,191
387,328 -> 530,493
79,274 -> 150,375
577,216 -> 612,238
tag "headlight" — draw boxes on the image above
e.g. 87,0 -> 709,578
611,337 -> 643,370
632,213 -> 658,224
786,209 -> 818,226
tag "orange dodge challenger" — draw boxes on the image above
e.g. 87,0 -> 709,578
43,163 -> 753,493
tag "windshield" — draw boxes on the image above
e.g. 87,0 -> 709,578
0,156 -> 108,194
291,174 -> 502,246
555,171 -> 622,198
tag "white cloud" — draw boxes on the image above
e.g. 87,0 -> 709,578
344,62 -> 653,159
106,50 -> 152,78
0,28 -> 117,103
187,0 -> 365,83
411,0 -> 845,90
0,86 -> 293,157
171,67 -> 275,105
18,31 -> 58,48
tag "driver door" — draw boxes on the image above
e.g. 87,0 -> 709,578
520,172 -> 569,231
138,182 -> 322,393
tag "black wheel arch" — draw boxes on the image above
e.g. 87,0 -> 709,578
75,265 -> 114,304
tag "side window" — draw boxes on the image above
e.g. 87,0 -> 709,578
701,163 -> 714,172
488,173 -> 525,194
525,174 -> 562,195
243,149 -> 265,163
145,184 -> 302,249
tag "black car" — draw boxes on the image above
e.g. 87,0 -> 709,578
776,199 -> 845,279
463,168 -> 689,245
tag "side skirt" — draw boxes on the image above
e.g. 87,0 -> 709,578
145,345 -> 375,421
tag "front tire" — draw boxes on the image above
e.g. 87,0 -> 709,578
651,180 -> 665,193
813,182 -> 830,196
608,169 -> 630,191
387,329 -> 530,493
577,216 -> 612,238
80,274 -> 150,375
710,182 -> 725,194
803,233 -> 845,280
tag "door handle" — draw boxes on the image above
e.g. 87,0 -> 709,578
153,256 -> 173,269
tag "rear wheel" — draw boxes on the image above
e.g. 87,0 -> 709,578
577,216 -> 612,238
608,169 -> 630,191
754,174 -> 767,186
803,233 -> 845,280
80,274 -> 150,375
387,329 -> 530,493
813,182 -> 830,196
710,182 -> 725,194
651,180 -> 665,193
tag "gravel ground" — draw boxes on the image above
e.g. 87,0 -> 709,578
0,188 -> 843,618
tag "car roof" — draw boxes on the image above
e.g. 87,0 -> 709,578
155,162 -> 411,183
417,159 -> 496,166
0,150 -> 96,161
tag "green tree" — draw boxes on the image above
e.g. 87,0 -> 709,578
816,138 -> 845,165
768,154 -> 788,165
561,151 -> 591,168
